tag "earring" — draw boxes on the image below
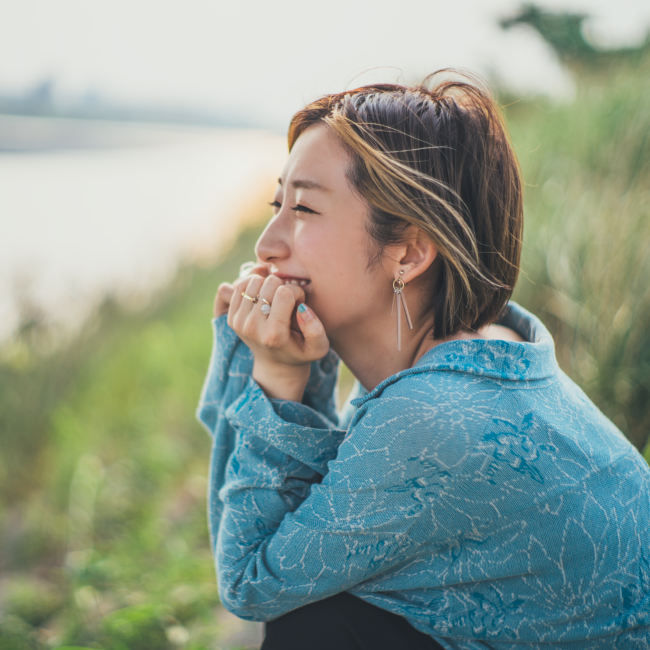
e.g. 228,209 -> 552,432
392,269 -> 413,351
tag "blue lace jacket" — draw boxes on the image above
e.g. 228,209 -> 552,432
196,302 -> 650,648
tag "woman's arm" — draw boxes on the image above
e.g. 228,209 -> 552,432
213,380 -> 460,621
206,270 -> 450,619
196,315 -> 341,533
197,316 -> 339,434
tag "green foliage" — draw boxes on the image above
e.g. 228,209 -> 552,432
508,53 -> 650,451
3,577 -> 65,627
0,56 -> 648,649
0,230 -> 259,648
0,615 -> 44,650
99,604 -> 171,650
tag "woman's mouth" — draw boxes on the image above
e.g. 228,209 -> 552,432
282,278 -> 310,288
274,274 -> 311,289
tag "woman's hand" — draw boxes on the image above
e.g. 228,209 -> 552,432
217,263 -> 330,401
214,261 -> 270,317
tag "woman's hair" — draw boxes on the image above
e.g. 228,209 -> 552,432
288,70 -> 523,339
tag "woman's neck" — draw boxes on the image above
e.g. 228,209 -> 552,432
331,319 -> 436,392
331,319 -> 523,391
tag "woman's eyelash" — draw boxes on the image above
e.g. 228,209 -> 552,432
292,204 -> 316,214
268,201 -> 316,214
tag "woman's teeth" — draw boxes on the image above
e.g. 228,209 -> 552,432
283,279 -> 310,287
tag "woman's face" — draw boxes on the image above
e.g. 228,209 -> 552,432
255,124 -> 392,342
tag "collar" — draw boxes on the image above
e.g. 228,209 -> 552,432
351,302 -> 558,408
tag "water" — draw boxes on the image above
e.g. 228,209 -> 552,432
0,115 -> 286,342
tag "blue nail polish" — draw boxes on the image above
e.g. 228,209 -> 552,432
297,303 -> 307,313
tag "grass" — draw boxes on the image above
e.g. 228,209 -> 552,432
0,229 -> 262,649
1,55 -> 649,649
508,56 -> 650,450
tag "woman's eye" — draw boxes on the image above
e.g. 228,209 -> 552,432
291,204 -> 316,214
267,200 -> 317,215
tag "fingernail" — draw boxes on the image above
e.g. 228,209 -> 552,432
297,303 -> 311,318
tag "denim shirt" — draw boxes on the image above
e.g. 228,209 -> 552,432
196,302 -> 650,649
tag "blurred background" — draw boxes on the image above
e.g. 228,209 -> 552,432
1,1 -> 649,648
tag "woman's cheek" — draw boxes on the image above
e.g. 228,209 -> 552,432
294,225 -> 322,261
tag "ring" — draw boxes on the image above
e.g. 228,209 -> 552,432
259,297 -> 271,315
241,291 -> 258,304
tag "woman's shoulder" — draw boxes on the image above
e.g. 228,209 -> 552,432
345,350 -> 646,494
342,302 -> 644,472
345,368 -> 503,466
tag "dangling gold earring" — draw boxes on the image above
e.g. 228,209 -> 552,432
392,269 -> 413,351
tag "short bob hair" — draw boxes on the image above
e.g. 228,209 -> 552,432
288,70 -> 523,340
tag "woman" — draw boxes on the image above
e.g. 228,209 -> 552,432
197,71 -> 650,648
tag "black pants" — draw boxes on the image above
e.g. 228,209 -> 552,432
261,592 -> 444,650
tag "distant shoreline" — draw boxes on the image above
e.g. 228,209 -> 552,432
0,120 -> 285,343
0,113 -> 260,153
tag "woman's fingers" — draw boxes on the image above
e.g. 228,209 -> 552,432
257,274 -> 283,304
235,275 -> 265,324
217,263 -> 271,319
241,276 -> 265,312
218,263 -> 269,318
227,274 -> 328,363
257,284 -> 302,347
228,274 -> 261,328
265,283 -> 305,328
227,277 -> 245,323
296,303 -> 330,358
214,283 -> 234,317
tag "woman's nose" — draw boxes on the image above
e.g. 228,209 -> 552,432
255,214 -> 291,265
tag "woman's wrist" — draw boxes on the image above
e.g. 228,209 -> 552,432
252,359 -> 311,402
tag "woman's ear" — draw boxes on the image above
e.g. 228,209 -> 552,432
386,226 -> 437,282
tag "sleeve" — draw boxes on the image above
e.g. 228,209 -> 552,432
195,315 -> 341,535
214,382 -> 468,622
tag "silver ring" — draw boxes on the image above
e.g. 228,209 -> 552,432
259,297 -> 271,315
241,291 -> 258,304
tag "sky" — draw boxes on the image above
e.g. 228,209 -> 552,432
2,0 -> 650,127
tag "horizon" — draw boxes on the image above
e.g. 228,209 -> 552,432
3,0 -> 650,129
